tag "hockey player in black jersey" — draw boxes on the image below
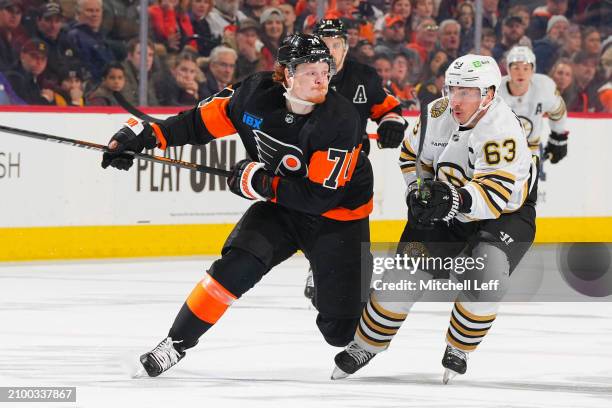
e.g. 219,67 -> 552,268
101,33 -> 374,377
301,18 -> 409,300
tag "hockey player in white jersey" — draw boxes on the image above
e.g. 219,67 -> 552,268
498,46 -> 568,164
330,55 -> 539,383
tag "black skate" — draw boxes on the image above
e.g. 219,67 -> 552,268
331,341 -> 376,380
139,337 -> 186,377
304,268 -> 314,300
442,345 -> 468,384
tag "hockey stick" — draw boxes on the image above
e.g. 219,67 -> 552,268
415,101 -> 429,199
0,124 -> 231,177
112,91 -> 160,123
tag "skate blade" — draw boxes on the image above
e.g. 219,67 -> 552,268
331,366 -> 350,380
442,368 -> 458,385
120,352 -> 148,379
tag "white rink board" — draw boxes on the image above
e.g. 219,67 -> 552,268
1,112 -> 611,228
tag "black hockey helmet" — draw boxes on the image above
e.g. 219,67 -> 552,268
277,33 -> 336,75
313,18 -> 348,40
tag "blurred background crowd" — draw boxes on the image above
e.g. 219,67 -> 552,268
0,0 -> 609,111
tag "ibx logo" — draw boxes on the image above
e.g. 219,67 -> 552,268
242,112 -> 263,129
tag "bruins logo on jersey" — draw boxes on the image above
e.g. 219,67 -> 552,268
430,97 -> 449,118
518,115 -> 533,138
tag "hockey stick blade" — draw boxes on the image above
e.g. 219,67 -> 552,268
0,124 -> 231,177
113,91 -> 160,123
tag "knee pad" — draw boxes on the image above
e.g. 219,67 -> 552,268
207,248 -> 268,297
462,243 -> 510,303
316,314 -> 360,347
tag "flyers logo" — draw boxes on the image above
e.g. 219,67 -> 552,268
198,87 -> 235,108
253,130 -> 307,177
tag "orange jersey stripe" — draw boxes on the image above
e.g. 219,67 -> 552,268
370,94 -> 401,120
150,123 -> 167,150
186,273 -> 237,324
322,197 -> 373,221
199,98 -> 237,138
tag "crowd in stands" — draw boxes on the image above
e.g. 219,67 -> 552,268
0,0 -> 610,111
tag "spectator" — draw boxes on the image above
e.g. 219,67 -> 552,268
528,0 -> 568,41
344,18 -> 360,51
373,52 -> 393,89
533,15 -> 569,74
206,0 -> 246,41
549,58 -> 574,103
33,3 -> 79,84
190,0 -> 217,57
353,38 -> 375,65
86,61 -> 124,105
375,15 -> 406,55
411,0 -> 434,31
0,71 -> 24,104
406,17 -> 438,64
67,0 -> 122,81
507,4 -> 530,30
482,0 -> 500,33
325,0 -> 355,19
234,18 -> 261,81
421,49 -> 447,81
6,39 -> 54,104
598,41 -> 612,111
455,0 -> 474,54
259,7 -> 285,71
566,51 -> 601,112
480,27 -> 496,53
121,38 -> 159,106
149,0 -> 195,54
437,19 -> 460,59
53,67 -> 85,106
492,16 -> 526,62
242,0 -> 267,22
201,45 -> 236,98
100,0 -> 140,42
277,3 -> 296,35
559,23 -> 581,60
375,0 -> 412,39
416,60 -> 448,107
326,0 -> 375,44
0,0 -> 27,70
295,0 -> 320,33
390,50 -> 418,109
158,51 -> 203,105
582,26 -> 602,58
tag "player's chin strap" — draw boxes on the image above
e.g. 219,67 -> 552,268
282,76 -> 316,108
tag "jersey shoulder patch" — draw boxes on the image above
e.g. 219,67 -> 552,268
430,97 -> 449,118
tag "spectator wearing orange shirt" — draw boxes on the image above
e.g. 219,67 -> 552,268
149,0 -> 196,53
406,17 -> 438,65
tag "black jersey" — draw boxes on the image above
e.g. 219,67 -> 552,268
329,58 -> 402,136
151,72 -> 373,221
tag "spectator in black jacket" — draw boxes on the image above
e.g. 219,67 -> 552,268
200,45 -> 237,98
6,39 -> 54,104
190,0 -> 216,57
0,0 -> 27,70
32,2 -> 80,84
533,15 -> 569,74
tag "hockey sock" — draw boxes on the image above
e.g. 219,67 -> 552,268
355,295 -> 407,352
446,301 -> 497,352
168,273 -> 237,350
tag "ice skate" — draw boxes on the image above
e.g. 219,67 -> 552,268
442,345 -> 467,384
304,268 -> 314,300
139,337 -> 186,377
331,341 -> 376,380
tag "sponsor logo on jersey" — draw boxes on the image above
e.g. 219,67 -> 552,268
253,130 -> 307,177
242,112 -> 263,129
430,97 -> 449,118
353,84 -> 367,103
432,141 -> 448,147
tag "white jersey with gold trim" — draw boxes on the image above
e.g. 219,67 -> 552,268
399,96 -> 537,222
498,73 -> 568,153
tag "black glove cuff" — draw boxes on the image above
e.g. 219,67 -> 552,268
549,131 -> 568,143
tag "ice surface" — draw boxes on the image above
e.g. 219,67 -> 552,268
1,256 -> 611,408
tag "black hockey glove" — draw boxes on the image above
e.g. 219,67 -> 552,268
544,131 -> 568,164
101,118 -> 157,170
407,180 -> 468,227
377,114 -> 408,149
227,159 -> 274,201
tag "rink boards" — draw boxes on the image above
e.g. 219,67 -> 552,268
0,108 -> 611,261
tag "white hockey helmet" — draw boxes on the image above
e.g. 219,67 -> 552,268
445,54 -> 502,97
506,46 -> 536,72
